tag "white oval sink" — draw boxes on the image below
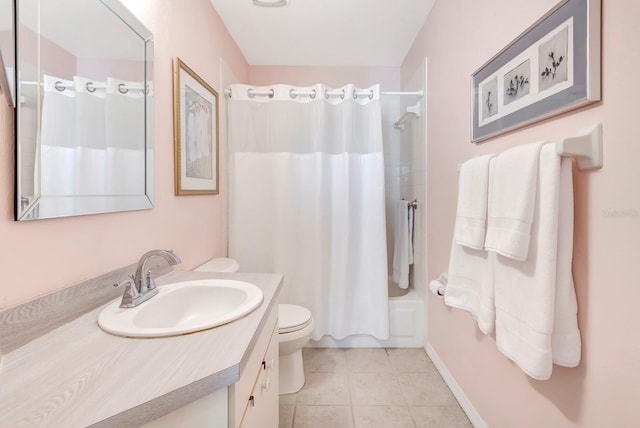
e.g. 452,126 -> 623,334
98,279 -> 264,338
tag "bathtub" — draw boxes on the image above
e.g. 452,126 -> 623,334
307,288 -> 426,348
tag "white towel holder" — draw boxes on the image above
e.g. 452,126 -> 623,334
555,123 -> 603,170
456,123 -> 604,172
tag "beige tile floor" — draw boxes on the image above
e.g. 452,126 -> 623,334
279,348 -> 472,428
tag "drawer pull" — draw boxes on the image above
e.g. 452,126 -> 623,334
262,359 -> 276,371
249,395 -> 255,407
262,378 -> 271,392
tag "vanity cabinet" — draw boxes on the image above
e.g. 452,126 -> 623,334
230,303 -> 279,428
144,301 -> 279,428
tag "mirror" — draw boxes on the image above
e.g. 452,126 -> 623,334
0,0 -> 14,106
14,0 -> 154,221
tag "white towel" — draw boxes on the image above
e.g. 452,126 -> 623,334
454,154 -> 494,249
444,240 -> 495,335
485,141 -> 546,261
550,154 -> 581,368
392,200 -> 414,289
494,144 -> 581,380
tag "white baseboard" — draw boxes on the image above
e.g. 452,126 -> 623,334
425,343 -> 487,428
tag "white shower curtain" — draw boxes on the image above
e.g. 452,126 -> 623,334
105,77 -> 146,196
74,76 -> 106,196
38,74 -> 146,198
228,84 -> 389,340
41,75 -> 76,196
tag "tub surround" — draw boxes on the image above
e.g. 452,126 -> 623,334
0,271 -> 283,427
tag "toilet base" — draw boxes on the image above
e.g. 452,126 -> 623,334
279,349 -> 305,394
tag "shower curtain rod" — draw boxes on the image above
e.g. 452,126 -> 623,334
223,87 -> 423,99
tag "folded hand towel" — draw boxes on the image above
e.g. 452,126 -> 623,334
485,141 -> 546,261
454,154 -> 494,249
392,200 -> 414,289
494,144 -> 581,380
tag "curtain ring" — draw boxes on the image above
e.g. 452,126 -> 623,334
268,88 -> 274,98
118,83 -> 129,94
368,90 -> 374,100
340,89 -> 345,100
352,89 -> 357,100
248,88 -> 255,98
85,82 -> 96,93
289,88 -> 297,99
228,88 -> 232,98
310,89 -> 316,99
54,81 -> 65,92
324,89 -> 330,99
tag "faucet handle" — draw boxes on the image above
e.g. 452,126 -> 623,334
114,275 -> 135,289
114,275 -> 139,308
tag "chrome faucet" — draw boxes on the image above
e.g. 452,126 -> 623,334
114,249 -> 181,308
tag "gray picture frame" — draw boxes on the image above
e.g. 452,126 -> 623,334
471,0 -> 601,143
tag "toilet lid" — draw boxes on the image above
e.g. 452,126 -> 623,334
279,304 -> 312,333
194,258 -> 240,273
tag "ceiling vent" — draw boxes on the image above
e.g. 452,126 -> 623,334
252,0 -> 289,7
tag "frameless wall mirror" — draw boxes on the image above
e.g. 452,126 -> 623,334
0,0 -> 15,106
15,0 -> 154,221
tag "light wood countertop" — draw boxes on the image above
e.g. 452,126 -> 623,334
0,271 -> 283,427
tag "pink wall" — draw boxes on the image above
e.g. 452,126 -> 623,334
249,66 -> 400,91
0,0 -> 249,308
403,0 -> 640,426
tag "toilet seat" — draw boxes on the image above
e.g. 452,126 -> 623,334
279,304 -> 312,334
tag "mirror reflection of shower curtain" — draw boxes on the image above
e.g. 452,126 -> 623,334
74,76 -> 106,196
38,74 -> 146,198
105,77 -> 145,195
228,84 -> 390,341
40,75 -> 76,196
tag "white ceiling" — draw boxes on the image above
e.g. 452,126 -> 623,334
209,0 -> 435,67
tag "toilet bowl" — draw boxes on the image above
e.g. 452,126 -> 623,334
278,304 -> 314,394
194,258 -> 314,394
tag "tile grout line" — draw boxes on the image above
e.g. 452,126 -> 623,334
389,347 -> 419,428
286,348 -> 471,428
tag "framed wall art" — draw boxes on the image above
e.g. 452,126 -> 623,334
471,0 -> 601,143
173,57 -> 219,195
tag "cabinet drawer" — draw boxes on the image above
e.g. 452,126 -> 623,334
229,304 -> 278,428
240,320 -> 279,428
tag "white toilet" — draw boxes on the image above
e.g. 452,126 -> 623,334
194,258 -> 314,394
277,303 -> 314,394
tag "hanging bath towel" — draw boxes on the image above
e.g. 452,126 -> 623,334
392,200 -> 414,289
